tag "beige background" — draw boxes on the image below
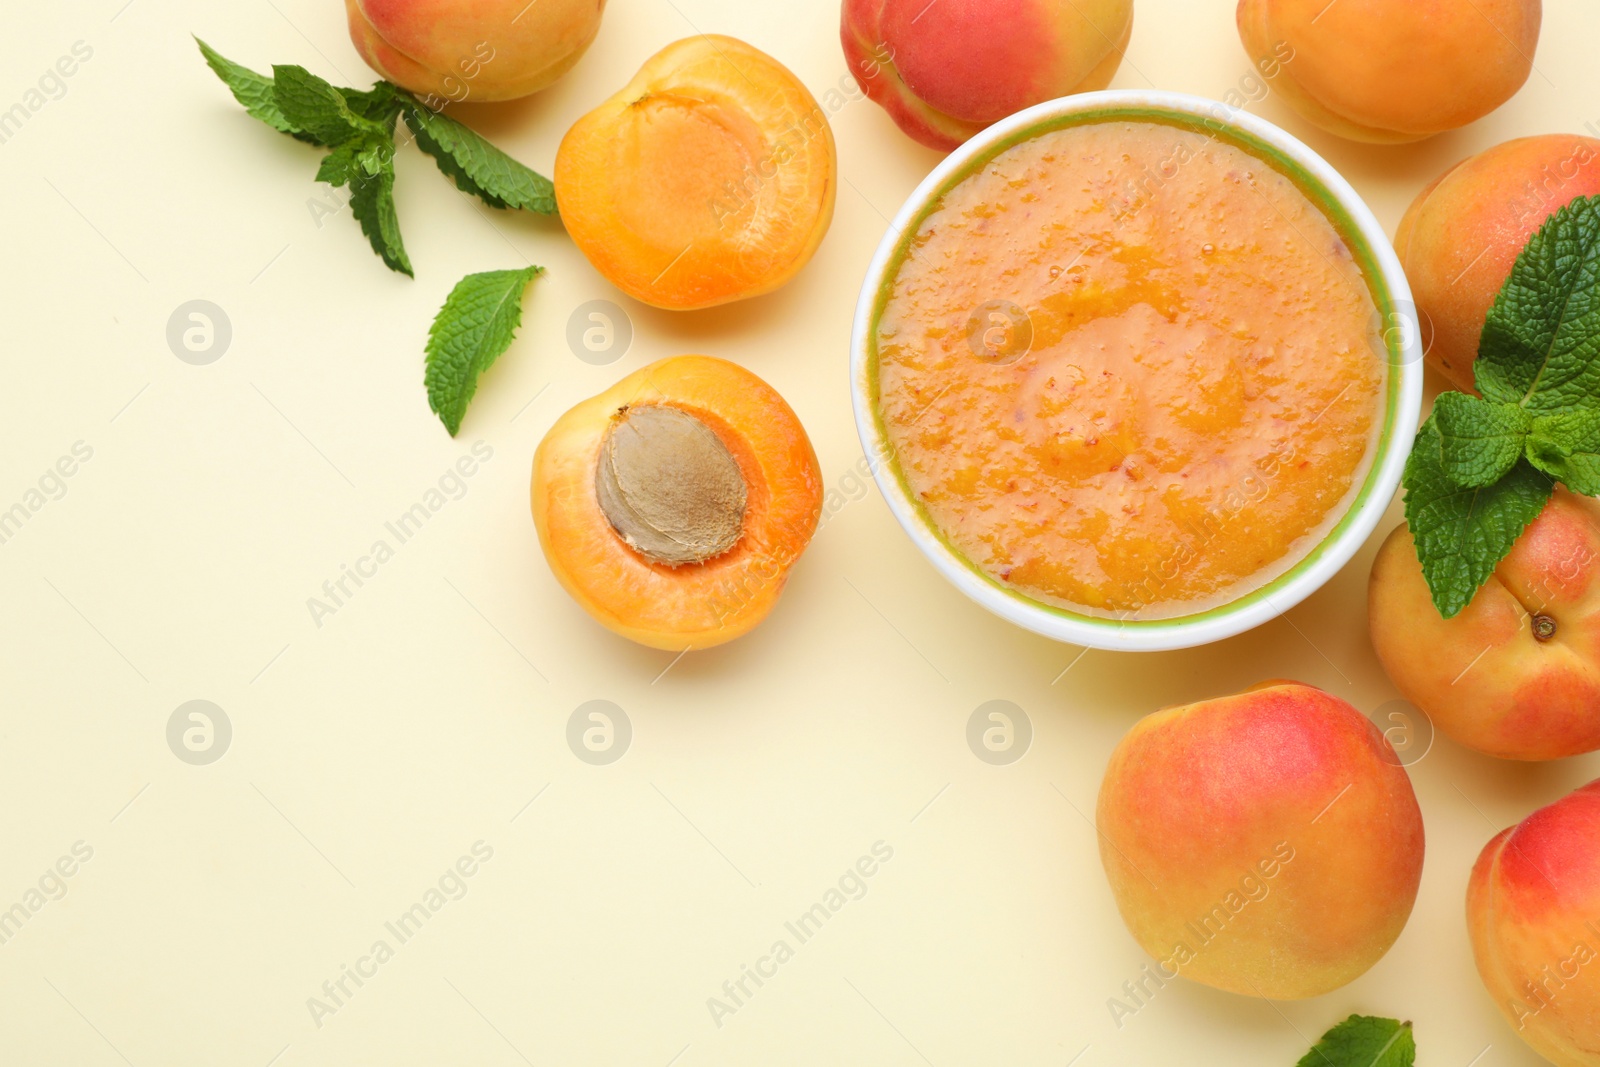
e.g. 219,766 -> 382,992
2,0 -> 1598,1063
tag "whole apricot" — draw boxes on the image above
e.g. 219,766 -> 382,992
533,356 -> 822,650
841,0 -> 1134,152
1468,780 -> 1600,1066
555,36 -> 837,311
345,0 -> 606,103
1096,682 -> 1425,999
1396,135 -> 1600,391
1369,489 -> 1600,761
1237,0 -> 1541,143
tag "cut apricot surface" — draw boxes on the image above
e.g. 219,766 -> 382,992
533,356 -> 823,650
554,36 -> 837,310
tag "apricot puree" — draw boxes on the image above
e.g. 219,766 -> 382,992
875,120 -> 1385,618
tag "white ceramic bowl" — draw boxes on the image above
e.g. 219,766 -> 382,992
849,90 -> 1424,653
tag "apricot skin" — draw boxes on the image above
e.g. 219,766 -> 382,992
842,0 -> 1133,152
1369,490 -> 1600,761
555,36 -> 837,311
345,0 -> 606,103
1396,136 -> 1600,391
1237,0 -> 1540,144
1096,682 -> 1424,1000
1468,780 -> 1600,1067
532,356 -> 822,651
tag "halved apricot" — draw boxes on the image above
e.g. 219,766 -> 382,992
554,36 -> 837,310
532,356 -> 823,650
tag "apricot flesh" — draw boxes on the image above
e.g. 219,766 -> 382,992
1396,135 -> 1600,391
1096,682 -> 1425,999
555,36 -> 837,311
345,0 -> 606,103
1469,780 -> 1600,1067
842,0 -> 1134,152
533,356 -> 822,650
1237,0 -> 1541,143
1369,489 -> 1600,761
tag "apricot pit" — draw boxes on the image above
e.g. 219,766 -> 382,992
595,405 -> 748,567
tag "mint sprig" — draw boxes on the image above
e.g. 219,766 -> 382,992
425,266 -> 545,436
1294,1015 -> 1414,1067
195,40 -> 556,276
1404,196 -> 1600,616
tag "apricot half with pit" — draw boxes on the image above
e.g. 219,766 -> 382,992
533,356 -> 822,650
554,36 -> 838,311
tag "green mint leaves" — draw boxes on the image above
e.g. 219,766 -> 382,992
402,104 -> 557,214
1432,392 -> 1531,488
1475,197 -> 1600,412
195,39 -> 556,277
195,37 -> 316,142
1404,196 -> 1600,617
426,267 -> 545,436
271,64 -> 390,146
1295,1015 -> 1415,1067
198,39 -> 561,434
1528,408 -> 1600,493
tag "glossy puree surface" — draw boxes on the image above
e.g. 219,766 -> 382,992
875,120 -> 1385,618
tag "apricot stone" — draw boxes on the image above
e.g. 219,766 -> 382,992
533,356 -> 822,650
1396,135 -> 1600,391
1468,780 -> 1600,1066
842,0 -> 1134,151
1237,0 -> 1541,143
1096,682 -> 1425,999
345,0 -> 606,103
1369,489 -> 1600,761
555,36 -> 837,311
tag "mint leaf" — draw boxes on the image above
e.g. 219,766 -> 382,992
195,37 -> 320,144
426,266 -> 544,436
1476,196 -> 1600,413
315,142 -> 367,186
339,82 -> 405,128
1404,416 -> 1554,617
316,136 -> 392,187
1295,1016 -> 1414,1067
1530,408 -> 1600,494
272,65 -> 384,146
349,165 -> 412,277
1434,391 -> 1531,488
401,99 -> 557,214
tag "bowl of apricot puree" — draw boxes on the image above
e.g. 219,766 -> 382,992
851,91 -> 1423,652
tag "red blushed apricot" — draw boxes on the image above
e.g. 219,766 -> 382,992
1396,135 -> 1600,391
345,0 -> 606,103
1468,781 -> 1600,1066
554,36 -> 837,311
1368,489 -> 1600,761
842,0 -> 1133,152
1096,682 -> 1424,1000
532,356 -> 822,650
1238,0 -> 1540,144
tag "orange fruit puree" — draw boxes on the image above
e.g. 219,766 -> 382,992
875,120 -> 1384,618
